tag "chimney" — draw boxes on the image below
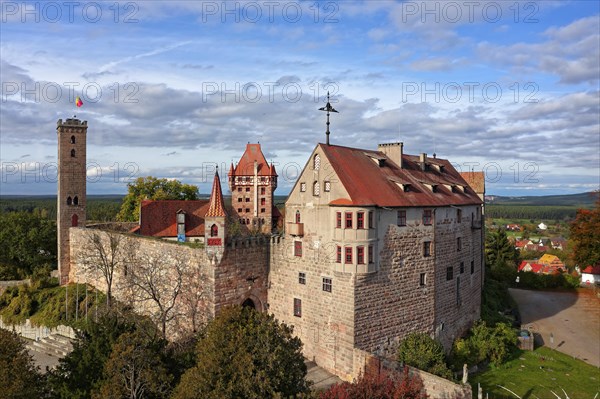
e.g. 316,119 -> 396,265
377,142 -> 404,169
420,153 -> 427,171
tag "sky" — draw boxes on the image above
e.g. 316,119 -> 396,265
1,0 -> 599,197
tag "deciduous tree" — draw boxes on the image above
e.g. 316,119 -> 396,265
117,176 -> 198,222
172,306 -> 309,399
0,329 -> 46,399
570,198 -> 600,268
397,332 -> 452,379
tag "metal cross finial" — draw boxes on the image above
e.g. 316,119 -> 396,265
318,91 -> 339,145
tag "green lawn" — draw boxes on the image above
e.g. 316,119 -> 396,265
470,347 -> 599,399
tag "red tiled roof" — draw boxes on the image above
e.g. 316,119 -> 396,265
518,261 -> 545,273
231,143 -> 276,176
582,265 -> 600,275
205,171 -> 227,217
319,144 -> 482,207
460,171 -> 485,194
139,200 -> 209,237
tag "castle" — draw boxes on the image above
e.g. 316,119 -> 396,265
57,117 -> 485,381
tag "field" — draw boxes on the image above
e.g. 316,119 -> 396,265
470,347 -> 600,399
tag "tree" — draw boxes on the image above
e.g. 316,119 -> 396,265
92,330 -> 172,399
570,198 -> 600,268
117,176 -> 199,222
172,306 -> 309,399
485,228 -> 518,269
397,332 -> 451,379
0,210 -> 56,279
320,367 -> 427,399
0,329 -> 46,399
78,230 -> 134,308
125,250 -> 186,339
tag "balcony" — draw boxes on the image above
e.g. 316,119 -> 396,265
287,222 -> 304,237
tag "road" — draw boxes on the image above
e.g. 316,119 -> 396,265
509,288 -> 600,367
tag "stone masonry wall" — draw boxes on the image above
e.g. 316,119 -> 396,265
269,236 -> 357,381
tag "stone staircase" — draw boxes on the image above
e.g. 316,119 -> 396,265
25,333 -> 74,372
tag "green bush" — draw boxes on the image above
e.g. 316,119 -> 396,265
450,321 -> 518,369
397,332 -> 452,379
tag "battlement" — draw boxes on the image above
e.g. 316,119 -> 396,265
57,118 -> 87,127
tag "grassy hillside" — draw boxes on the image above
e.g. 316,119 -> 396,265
488,192 -> 597,207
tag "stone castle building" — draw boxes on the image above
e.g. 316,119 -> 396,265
59,117 -> 485,382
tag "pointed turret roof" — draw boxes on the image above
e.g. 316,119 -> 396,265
206,169 -> 227,217
231,143 -> 274,176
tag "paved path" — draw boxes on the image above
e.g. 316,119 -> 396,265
509,288 -> 600,367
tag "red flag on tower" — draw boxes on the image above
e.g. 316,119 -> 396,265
75,96 -> 83,107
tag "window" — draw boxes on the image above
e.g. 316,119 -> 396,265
336,246 -> 342,263
294,241 -> 302,257
446,266 -> 453,281
324,181 -> 331,192
345,212 -> 353,228
423,209 -> 432,225
368,211 -> 374,228
345,247 -> 352,264
460,261 -> 464,274
470,260 -> 475,274
397,210 -> 406,226
70,149 -> 76,157
245,198 -> 250,202
357,212 -> 364,229
70,135 -> 75,144
71,214 -> 78,227
314,154 -> 321,170
237,208 -> 242,212
261,198 -> 266,205
238,198 -> 242,202
245,208 -> 250,213
261,187 -> 266,195
66,196 -> 72,205
456,277 -> 461,306
73,195 -> 78,205
260,208 -> 265,213
246,187 -> 250,192
423,241 -> 431,257
457,209 -> 462,223
322,277 -> 332,292
295,210 -> 301,223
294,298 -> 302,317
237,187 -> 242,192
313,181 -> 320,196
210,224 -> 218,237
457,237 -> 462,252
300,182 -> 306,192
336,212 -> 342,228
420,273 -> 426,286
357,246 -> 365,264
298,272 -> 306,285
368,245 -> 374,264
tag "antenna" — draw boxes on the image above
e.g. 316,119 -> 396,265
318,91 -> 339,145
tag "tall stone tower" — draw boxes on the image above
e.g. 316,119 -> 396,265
228,143 -> 278,234
57,117 -> 87,285
205,169 -> 227,259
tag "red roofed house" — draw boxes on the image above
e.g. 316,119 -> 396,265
581,264 -> 600,286
228,143 -> 279,234
518,261 -> 545,274
270,142 -> 485,377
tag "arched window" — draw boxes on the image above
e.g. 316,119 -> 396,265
314,154 -> 321,170
210,224 -> 218,237
71,214 -> 78,227
70,149 -> 76,157
70,135 -> 76,144
66,196 -> 72,205
313,181 -> 320,196
73,196 -> 78,205
295,210 -> 301,223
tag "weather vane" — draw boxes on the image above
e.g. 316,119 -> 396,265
318,91 -> 339,145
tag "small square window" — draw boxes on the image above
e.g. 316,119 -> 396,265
261,187 -> 266,195
423,210 -> 433,225
397,210 -> 406,226
460,261 -> 465,274
300,182 -> 306,192
294,298 -> 302,317
238,198 -> 242,202
419,273 -> 426,286
237,208 -> 242,212
457,237 -> 462,252
261,198 -> 266,205
446,266 -> 453,281
237,187 -> 242,192
345,247 -> 352,264
246,187 -> 250,192
322,277 -> 332,293
294,241 -> 302,257
345,212 -> 353,228
299,272 -> 306,285
260,208 -> 265,213
245,198 -> 250,202
423,241 -> 431,257
470,260 -> 475,274
245,208 -> 250,213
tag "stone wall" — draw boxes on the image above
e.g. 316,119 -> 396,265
0,279 -> 30,295
0,316 -> 76,340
